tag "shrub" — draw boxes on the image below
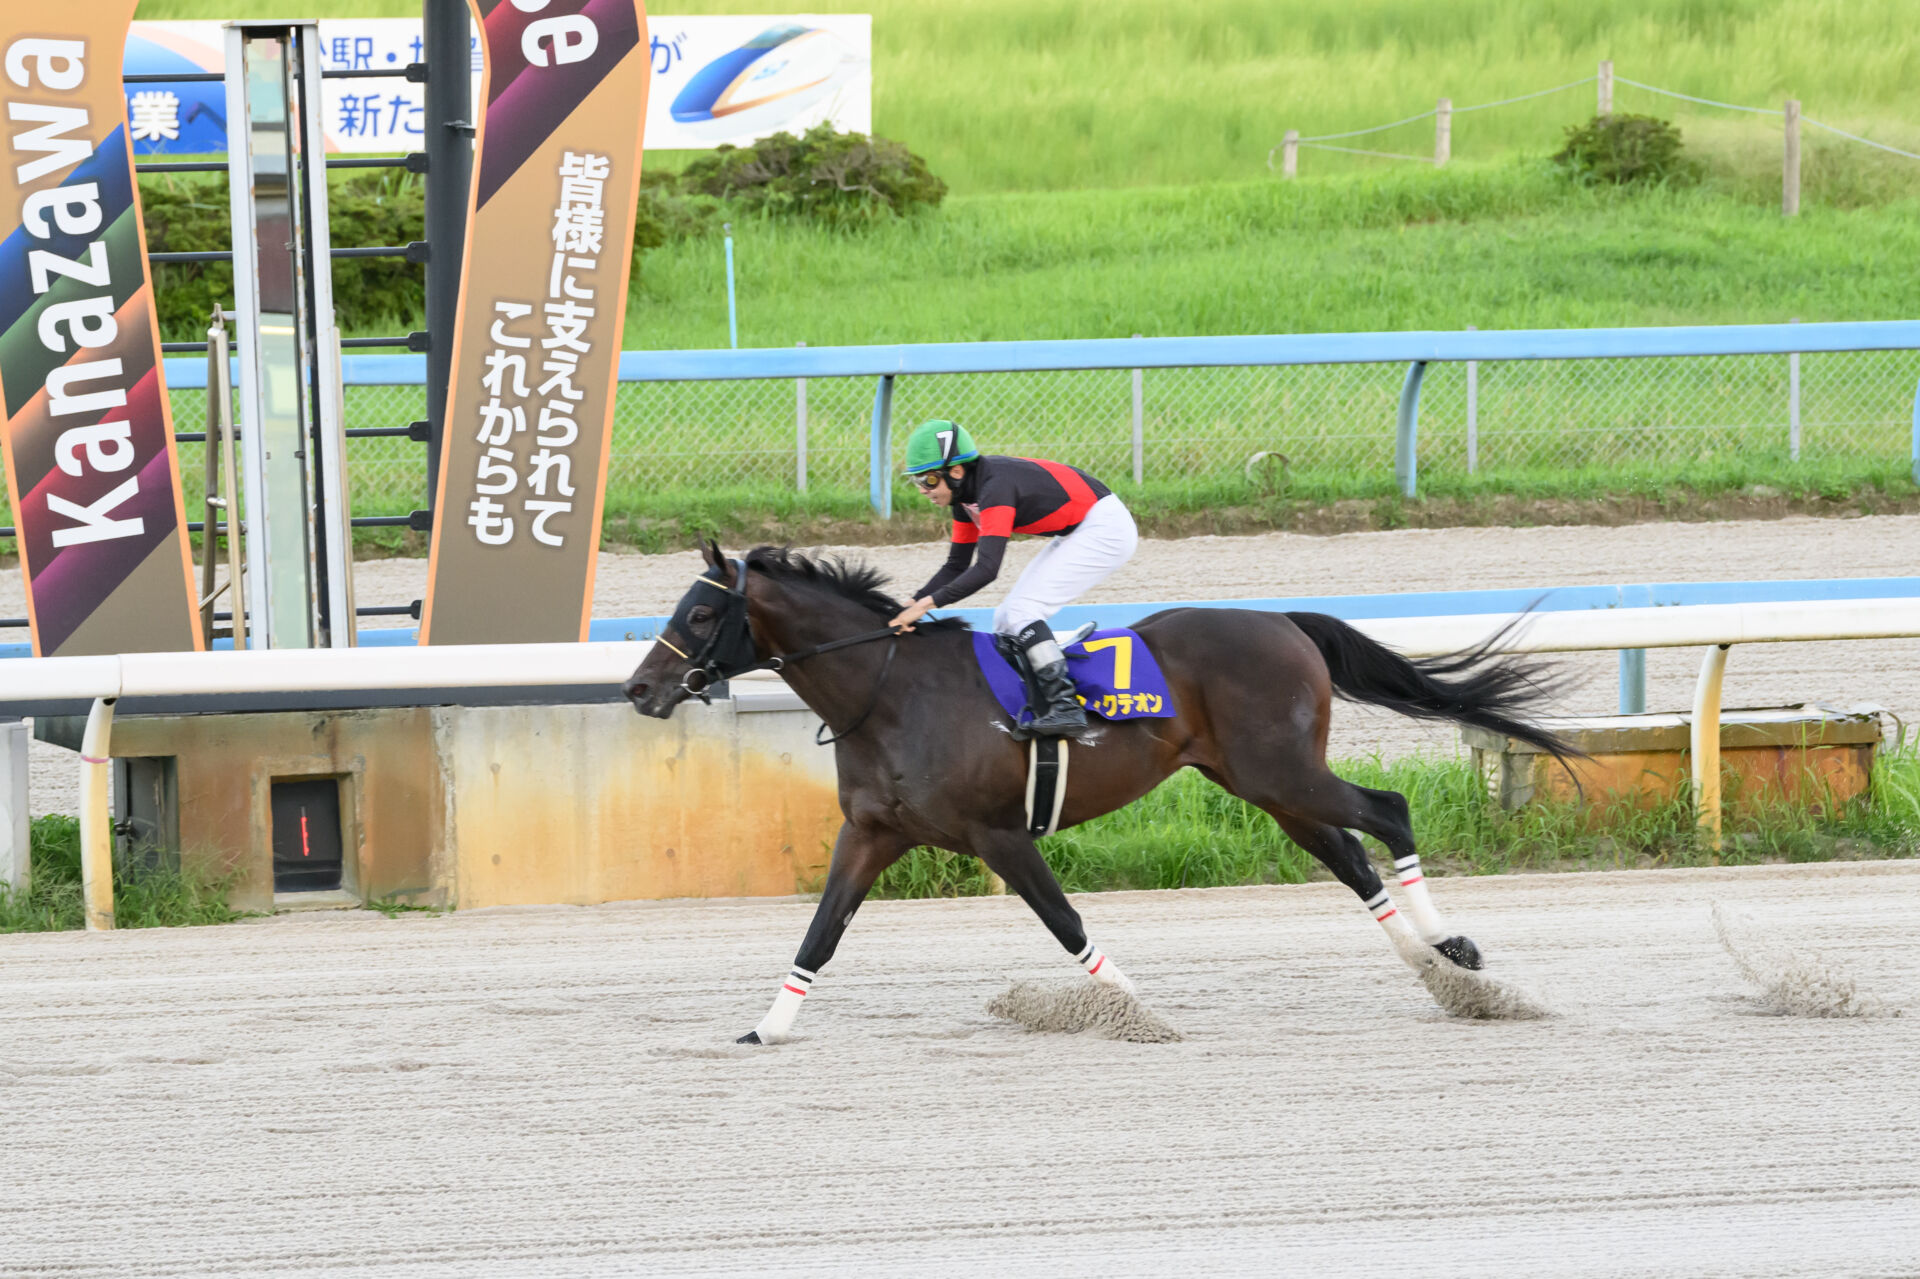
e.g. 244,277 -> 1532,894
143,170 -> 427,343
671,123 -> 948,226
1553,113 -> 1697,187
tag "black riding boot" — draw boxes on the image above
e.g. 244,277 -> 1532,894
1015,621 -> 1088,737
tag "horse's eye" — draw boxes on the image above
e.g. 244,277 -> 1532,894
689,605 -> 714,625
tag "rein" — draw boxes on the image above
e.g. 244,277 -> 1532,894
674,561 -> 905,745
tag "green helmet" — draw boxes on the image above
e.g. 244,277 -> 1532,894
904,419 -> 979,474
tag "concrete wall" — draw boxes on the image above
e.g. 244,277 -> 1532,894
437,700 -> 839,908
110,707 -> 442,914
67,689 -> 841,912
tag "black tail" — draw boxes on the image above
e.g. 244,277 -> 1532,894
1286,611 -> 1581,764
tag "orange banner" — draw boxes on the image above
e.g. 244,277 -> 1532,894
420,0 -> 650,645
0,5 -> 202,656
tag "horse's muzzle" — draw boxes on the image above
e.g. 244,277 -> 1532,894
622,675 -> 682,719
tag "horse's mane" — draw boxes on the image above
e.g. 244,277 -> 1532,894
744,546 -> 970,631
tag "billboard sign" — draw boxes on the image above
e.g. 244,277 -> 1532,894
1,3 -> 203,657
122,15 -> 869,155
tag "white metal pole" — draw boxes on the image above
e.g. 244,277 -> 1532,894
1131,333 -> 1144,485
1788,317 -> 1801,461
1598,60 -> 1613,115
795,341 -> 808,493
79,697 -> 117,931
1,719 -> 27,895
1465,324 -> 1478,473
1282,129 -> 1298,179
1435,99 -> 1451,167
1691,645 -> 1730,855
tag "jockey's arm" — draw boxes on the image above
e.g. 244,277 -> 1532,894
914,537 -> 975,603
925,534 -> 1008,607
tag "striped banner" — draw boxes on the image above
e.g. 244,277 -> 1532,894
420,0 -> 650,645
0,5 -> 201,657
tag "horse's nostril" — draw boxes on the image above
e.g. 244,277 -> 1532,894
625,681 -> 649,700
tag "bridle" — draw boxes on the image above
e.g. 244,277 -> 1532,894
661,560 -> 903,745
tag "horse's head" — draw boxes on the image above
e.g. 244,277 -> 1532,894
623,540 -> 762,718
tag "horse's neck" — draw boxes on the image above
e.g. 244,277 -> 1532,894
752,586 -> 899,725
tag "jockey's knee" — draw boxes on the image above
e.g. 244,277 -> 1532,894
994,602 -> 1048,636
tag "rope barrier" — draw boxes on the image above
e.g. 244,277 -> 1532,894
1298,107 -> 1439,144
1802,117 -> 1920,163
1298,142 -> 1434,163
1612,76 -> 1783,116
1276,72 -> 1919,171
1451,75 -> 1597,114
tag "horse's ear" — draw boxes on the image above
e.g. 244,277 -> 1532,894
699,538 -> 725,571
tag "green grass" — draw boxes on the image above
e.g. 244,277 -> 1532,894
135,0 -> 1920,194
0,817 -> 247,933
631,166 -> 1920,349
870,747 -> 1920,898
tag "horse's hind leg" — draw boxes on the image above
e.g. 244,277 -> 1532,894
739,821 -> 910,1046
973,829 -> 1138,994
1345,784 -> 1482,970
1266,813 -> 1434,972
1234,766 -> 1484,971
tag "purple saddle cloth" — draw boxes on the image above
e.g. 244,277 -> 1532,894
971,627 -> 1176,727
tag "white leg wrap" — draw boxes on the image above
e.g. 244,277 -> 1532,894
1075,940 -> 1136,994
1394,854 -> 1450,944
751,966 -> 815,1045
1364,888 -> 1432,971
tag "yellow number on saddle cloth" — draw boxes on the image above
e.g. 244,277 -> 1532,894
1079,636 -> 1134,690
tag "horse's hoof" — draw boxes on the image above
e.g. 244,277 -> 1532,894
1434,935 -> 1483,971
735,1030 -> 763,1045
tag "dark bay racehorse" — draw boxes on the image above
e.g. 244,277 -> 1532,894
625,542 -> 1573,1044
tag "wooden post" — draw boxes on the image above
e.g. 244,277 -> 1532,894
1783,98 -> 1801,216
1281,129 -> 1298,178
1435,98 -> 1451,166
1598,60 -> 1613,115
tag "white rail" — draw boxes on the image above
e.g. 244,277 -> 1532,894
11,597 -> 1917,930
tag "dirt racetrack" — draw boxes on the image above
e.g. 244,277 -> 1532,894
4,860 -> 1918,1277
16,513 -> 1920,816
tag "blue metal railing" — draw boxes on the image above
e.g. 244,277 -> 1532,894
162,319 -> 1920,508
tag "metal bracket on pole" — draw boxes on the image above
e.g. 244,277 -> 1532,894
1691,644 -> 1730,856
1395,360 -> 1427,498
869,374 -> 896,518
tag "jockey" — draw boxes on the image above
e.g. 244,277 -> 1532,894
887,419 -> 1139,736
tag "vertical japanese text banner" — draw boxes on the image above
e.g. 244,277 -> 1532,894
0,3 -> 202,657
422,0 -> 649,645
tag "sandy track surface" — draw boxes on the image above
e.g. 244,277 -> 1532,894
4,861 -> 1919,1278
16,514 -> 1920,815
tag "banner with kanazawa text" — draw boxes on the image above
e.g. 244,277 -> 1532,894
421,0 -> 649,645
0,3 -> 202,657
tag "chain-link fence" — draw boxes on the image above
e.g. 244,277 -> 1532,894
15,348 -> 1913,535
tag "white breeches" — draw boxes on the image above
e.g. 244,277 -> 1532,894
991,494 -> 1139,636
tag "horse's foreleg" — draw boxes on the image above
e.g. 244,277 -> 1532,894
974,831 -> 1137,994
739,822 -> 908,1046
